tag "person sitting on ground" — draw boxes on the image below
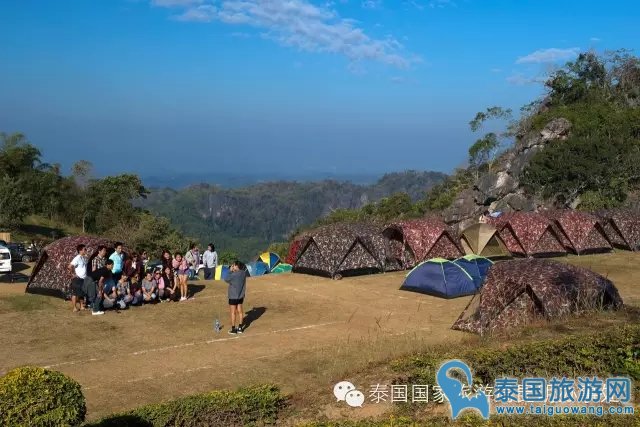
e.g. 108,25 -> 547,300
172,253 -> 189,301
116,275 -> 133,308
102,272 -> 118,310
129,273 -> 143,306
68,244 -> 88,312
155,269 -> 170,301
162,266 -> 178,302
141,271 -> 157,303
83,259 -> 114,315
225,260 -> 248,335
202,243 -> 217,280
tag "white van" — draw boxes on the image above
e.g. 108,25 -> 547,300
0,245 -> 11,274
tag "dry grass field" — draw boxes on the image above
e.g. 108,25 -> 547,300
0,252 -> 638,421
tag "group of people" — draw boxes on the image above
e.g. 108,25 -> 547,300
68,242 -> 220,315
68,241 -> 248,335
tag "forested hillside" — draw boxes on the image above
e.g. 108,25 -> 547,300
140,170 -> 446,258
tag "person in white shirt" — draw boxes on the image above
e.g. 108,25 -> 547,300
202,243 -> 218,280
68,244 -> 88,312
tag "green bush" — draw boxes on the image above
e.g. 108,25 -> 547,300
393,324 -> 640,391
0,366 -> 86,427
88,384 -> 285,427
304,413 -> 640,426
266,242 -> 290,260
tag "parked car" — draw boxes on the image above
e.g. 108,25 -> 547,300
0,240 -> 7,247
0,246 -> 11,273
5,243 -> 39,263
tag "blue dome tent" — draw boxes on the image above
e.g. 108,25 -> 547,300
400,258 -> 478,299
453,255 -> 494,288
246,260 -> 270,277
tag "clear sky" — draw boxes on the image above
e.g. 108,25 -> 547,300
1,0 -> 638,177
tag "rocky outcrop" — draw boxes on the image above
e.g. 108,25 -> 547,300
444,118 -> 572,230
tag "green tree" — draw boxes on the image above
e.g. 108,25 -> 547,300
0,132 -> 42,177
469,106 -> 512,132
468,132 -> 500,172
219,251 -> 239,265
0,176 -> 32,230
85,174 -> 148,233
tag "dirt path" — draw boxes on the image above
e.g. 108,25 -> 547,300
0,252 -> 638,421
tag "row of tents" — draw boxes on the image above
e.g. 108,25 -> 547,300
285,209 -> 640,279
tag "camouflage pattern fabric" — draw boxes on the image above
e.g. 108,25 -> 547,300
595,208 -> 640,251
26,236 -> 127,298
293,223 -> 385,277
487,212 -> 566,257
383,218 -> 462,269
452,259 -> 623,336
541,210 -> 612,254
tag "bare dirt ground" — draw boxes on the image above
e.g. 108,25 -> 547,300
0,252 -> 638,421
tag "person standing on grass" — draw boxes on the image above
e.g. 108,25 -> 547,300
172,253 -> 189,301
225,260 -> 247,335
68,244 -> 88,312
90,245 -> 107,273
202,244 -> 217,280
109,242 -> 125,282
185,243 -> 200,280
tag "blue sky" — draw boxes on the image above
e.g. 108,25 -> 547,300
1,0 -> 638,178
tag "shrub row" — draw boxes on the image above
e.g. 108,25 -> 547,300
86,384 -> 285,427
392,324 -> 640,389
305,413 -> 640,427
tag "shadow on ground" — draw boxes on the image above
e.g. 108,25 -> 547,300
0,263 -> 32,283
243,306 -> 267,330
187,284 -> 206,297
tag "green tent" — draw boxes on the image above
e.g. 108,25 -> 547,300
271,263 -> 293,274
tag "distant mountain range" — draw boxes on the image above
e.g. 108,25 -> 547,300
142,171 -> 390,189
138,170 -> 447,259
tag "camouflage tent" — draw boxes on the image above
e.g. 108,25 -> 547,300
595,209 -> 640,251
452,259 -> 623,335
382,218 -> 463,270
293,223 -> 386,279
487,212 -> 566,257
541,210 -> 612,255
26,236 -> 125,298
